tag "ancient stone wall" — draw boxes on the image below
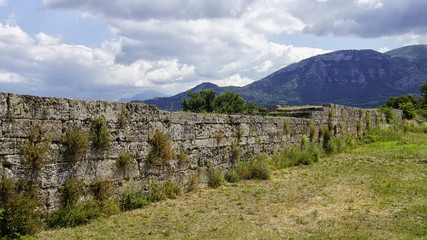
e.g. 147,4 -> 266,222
0,92 -> 402,211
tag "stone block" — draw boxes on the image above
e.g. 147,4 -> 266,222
40,162 -> 71,188
0,93 -> 7,118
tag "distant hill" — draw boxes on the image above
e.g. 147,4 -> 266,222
144,45 -> 427,110
119,90 -> 169,102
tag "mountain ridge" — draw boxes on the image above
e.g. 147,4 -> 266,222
144,45 -> 427,110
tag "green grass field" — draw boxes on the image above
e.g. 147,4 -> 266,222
38,125 -> 427,240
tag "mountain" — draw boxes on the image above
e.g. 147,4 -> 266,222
119,90 -> 169,102
144,45 -> 427,110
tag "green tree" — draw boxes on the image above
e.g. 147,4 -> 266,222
384,95 -> 418,109
399,102 -> 417,119
213,91 -> 246,114
182,89 -> 216,113
182,89 -> 258,114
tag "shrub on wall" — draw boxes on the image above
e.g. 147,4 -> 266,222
90,117 -> 111,150
215,132 -> 224,145
231,141 -> 242,162
237,126 -> 244,142
146,131 -> 175,165
118,108 -> 128,128
284,119 -> 290,134
177,151 -> 188,164
366,111 -> 372,132
62,128 -> 89,163
378,106 -> 395,123
21,129 -> 51,172
117,151 -> 134,169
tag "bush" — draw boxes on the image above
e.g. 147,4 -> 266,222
237,154 -> 271,180
120,187 -> 148,211
117,151 -> 133,169
90,117 -> 111,150
224,170 -> 239,183
399,102 -> 417,119
147,181 -> 180,202
362,125 -> 402,143
208,168 -> 224,188
47,179 -> 118,229
325,138 -> 345,154
187,172 -> 200,192
47,200 -> 102,228
309,122 -> 316,142
62,128 -> 89,163
322,128 -> 332,152
0,176 -> 41,238
121,181 -> 179,211
299,143 -> 321,164
271,143 -> 321,169
146,131 -> 175,165
90,180 -> 113,202
59,179 -> 84,207
21,130 -> 51,172
301,134 -> 308,146
231,141 -> 242,161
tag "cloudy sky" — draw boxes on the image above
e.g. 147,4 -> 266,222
0,0 -> 426,100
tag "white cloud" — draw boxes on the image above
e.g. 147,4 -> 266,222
0,24 -> 199,99
13,0 -> 427,101
355,0 -> 383,9
36,33 -> 61,45
0,0 -> 6,7
0,1 -> 325,100
0,71 -> 24,83
216,74 -> 255,87
378,47 -> 390,53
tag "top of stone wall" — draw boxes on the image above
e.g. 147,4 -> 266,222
1,92 -> 403,123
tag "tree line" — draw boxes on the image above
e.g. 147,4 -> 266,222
380,82 -> 427,120
181,90 -> 258,114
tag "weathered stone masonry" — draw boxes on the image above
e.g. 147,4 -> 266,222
0,92 -> 402,211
